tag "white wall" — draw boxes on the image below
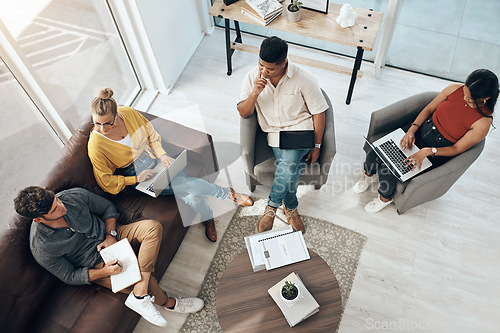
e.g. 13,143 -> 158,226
136,0 -> 208,93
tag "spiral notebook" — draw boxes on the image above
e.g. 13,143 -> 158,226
258,230 -> 310,270
245,226 -> 293,272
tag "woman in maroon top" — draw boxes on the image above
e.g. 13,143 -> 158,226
354,69 -> 499,213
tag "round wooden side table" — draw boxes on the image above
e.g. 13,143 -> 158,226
216,249 -> 342,332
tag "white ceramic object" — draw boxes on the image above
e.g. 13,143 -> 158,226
280,284 -> 301,303
336,3 -> 357,28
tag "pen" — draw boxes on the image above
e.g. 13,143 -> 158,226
114,261 -> 122,268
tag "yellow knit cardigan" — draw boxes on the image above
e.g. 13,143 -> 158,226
87,106 -> 166,194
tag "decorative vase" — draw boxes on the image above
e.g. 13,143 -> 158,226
286,4 -> 301,22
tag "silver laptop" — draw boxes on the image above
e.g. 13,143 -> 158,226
135,149 -> 188,197
364,128 -> 432,182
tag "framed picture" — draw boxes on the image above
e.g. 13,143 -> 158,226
300,0 -> 329,14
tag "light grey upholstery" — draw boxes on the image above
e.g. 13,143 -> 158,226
240,89 -> 336,192
363,91 -> 485,214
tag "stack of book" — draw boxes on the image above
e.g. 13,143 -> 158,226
241,0 -> 283,26
268,272 -> 320,327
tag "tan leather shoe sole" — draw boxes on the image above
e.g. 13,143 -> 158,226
203,219 -> 217,242
257,205 -> 277,233
283,207 -> 305,234
229,188 -> 254,207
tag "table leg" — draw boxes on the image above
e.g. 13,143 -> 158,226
346,47 -> 364,105
234,20 -> 242,44
224,18 -> 232,76
224,19 -> 242,76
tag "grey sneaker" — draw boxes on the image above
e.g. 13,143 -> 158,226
165,296 -> 204,313
125,292 -> 167,327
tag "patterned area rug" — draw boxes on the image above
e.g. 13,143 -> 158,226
180,199 -> 367,332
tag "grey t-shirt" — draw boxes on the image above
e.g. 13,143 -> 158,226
30,187 -> 119,285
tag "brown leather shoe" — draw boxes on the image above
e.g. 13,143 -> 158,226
283,206 -> 305,234
257,205 -> 277,233
229,188 -> 254,206
203,219 -> 217,242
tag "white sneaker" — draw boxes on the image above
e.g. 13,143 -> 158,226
364,196 -> 393,213
353,173 -> 376,193
125,292 -> 167,327
165,296 -> 204,313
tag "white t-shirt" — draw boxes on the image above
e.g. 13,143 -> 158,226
239,62 -> 329,147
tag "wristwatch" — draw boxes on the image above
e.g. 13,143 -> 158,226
315,143 -> 321,149
431,147 -> 437,157
106,230 -> 117,237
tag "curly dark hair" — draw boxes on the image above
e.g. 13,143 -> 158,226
14,186 -> 55,219
259,36 -> 288,65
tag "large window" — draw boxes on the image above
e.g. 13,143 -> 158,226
0,0 -> 140,131
0,57 -> 62,225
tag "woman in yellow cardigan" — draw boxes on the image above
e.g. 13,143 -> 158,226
87,88 -> 253,242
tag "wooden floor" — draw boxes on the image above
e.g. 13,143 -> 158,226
135,28 -> 500,333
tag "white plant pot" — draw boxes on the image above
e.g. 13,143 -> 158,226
286,5 -> 301,22
280,285 -> 301,303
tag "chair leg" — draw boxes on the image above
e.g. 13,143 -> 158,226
397,209 -> 404,215
249,185 -> 256,192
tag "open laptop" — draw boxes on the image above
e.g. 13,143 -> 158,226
135,149 -> 188,197
364,128 -> 432,182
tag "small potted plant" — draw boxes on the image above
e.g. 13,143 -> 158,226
286,0 -> 303,22
281,281 -> 300,302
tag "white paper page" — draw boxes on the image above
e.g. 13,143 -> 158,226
99,238 -> 141,293
259,231 -> 310,270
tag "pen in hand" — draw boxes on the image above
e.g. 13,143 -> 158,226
112,259 -> 122,267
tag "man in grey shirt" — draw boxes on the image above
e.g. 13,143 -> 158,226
14,186 -> 204,327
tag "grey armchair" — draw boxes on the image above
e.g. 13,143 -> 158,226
363,91 -> 485,214
240,89 -> 336,192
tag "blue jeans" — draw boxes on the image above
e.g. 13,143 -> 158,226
268,148 -> 310,210
116,154 -> 229,221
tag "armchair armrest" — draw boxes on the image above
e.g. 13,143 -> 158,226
395,139 -> 485,212
240,112 -> 258,176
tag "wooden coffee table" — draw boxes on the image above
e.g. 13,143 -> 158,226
216,249 -> 342,332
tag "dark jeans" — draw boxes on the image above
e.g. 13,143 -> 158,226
364,117 -> 454,199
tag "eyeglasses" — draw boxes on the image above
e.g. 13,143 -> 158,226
91,116 -> 116,129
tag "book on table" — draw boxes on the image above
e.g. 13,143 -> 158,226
268,272 -> 320,327
99,238 -> 141,293
244,226 -> 293,272
241,2 -> 282,26
246,0 -> 283,20
258,229 -> 310,270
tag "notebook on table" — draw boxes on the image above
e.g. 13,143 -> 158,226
258,229 -> 310,270
135,149 -> 187,197
364,128 -> 432,182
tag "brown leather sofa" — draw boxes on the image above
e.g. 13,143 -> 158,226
0,112 -> 219,333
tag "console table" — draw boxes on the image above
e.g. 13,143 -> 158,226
209,0 -> 383,104
216,249 -> 342,332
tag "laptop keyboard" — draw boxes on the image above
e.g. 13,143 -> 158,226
379,139 -> 413,175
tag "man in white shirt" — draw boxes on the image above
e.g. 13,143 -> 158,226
237,36 -> 328,234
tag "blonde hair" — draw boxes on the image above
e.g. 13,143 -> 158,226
91,88 -> 117,117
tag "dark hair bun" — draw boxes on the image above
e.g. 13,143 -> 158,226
98,88 -> 114,100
